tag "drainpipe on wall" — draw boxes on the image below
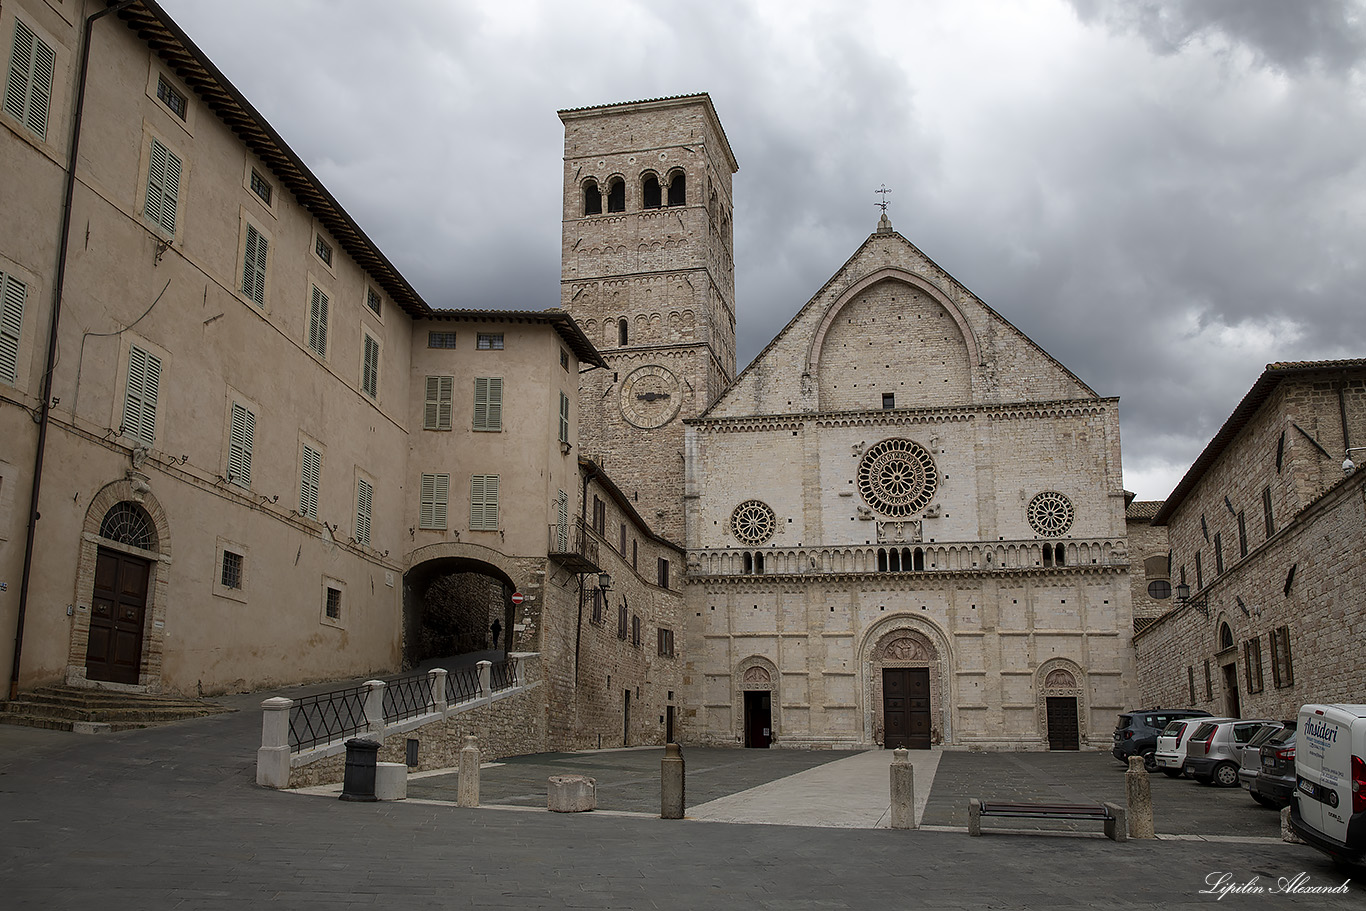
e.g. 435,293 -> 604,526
573,461 -> 601,685
10,0 -> 139,700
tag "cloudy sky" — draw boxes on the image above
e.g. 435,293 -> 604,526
157,0 -> 1366,501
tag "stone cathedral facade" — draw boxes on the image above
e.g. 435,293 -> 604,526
562,94 -> 1137,750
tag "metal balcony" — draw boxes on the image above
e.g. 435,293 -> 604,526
548,518 -> 601,574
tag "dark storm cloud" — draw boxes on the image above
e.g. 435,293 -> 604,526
157,0 -> 1366,499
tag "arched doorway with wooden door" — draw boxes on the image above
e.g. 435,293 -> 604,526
66,478 -> 173,690
1216,618 -> 1241,718
1036,658 -> 1087,750
734,655 -> 779,748
861,615 -> 952,749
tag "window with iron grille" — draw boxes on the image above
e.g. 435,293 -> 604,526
424,376 -> 453,430
144,138 -> 181,236
156,74 -> 187,119
657,627 -> 674,658
1244,637 -> 1264,694
307,285 -> 329,357
428,330 -> 457,348
559,392 -> 570,444
476,332 -> 503,350
241,223 -> 268,307
221,550 -> 243,590
355,478 -> 372,545
657,557 -> 669,590
617,603 -> 628,640
419,473 -> 449,529
473,377 -> 503,430
325,587 -> 342,620
631,614 -> 641,648
0,272 -> 27,386
366,286 -> 381,316
249,168 -> 272,205
299,444 -> 321,521
227,402 -> 254,488
362,334 -> 380,398
5,19 -> 55,140
121,345 -> 162,445
314,235 -> 332,266
470,474 -> 499,530
1270,626 -> 1293,688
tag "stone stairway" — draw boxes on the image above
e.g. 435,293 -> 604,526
0,685 -> 234,732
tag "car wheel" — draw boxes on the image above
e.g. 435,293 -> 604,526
1162,768 -> 1183,778
1213,763 -> 1239,788
1142,750 -> 1158,773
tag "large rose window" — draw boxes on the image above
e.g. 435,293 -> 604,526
857,439 -> 938,518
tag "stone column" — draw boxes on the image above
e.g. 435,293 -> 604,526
457,735 -> 480,808
661,742 -> 685,819
477,660 -> 492,700
363,680 -> 386,740
1125,755 -> 1154,838
429,668 -> 448,715
256,696 -> 293,788
890,748 -> 916,829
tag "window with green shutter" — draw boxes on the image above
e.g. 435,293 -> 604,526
355,477 -> 373,545
121,345 -> 162,446
227,402 -> 254,488
419,473 -> 448,529
558,392 -> 570,444
424,376 -> 453,430
472,377 -> 503,431
307,285 -> 328,356
299,444 -> 321,520
556,490 -> 568,551
241,224 -> 268,307
0,271 -> 26,386
144,138 -> 182,235
362,334 -> 379,398
470,474 -> 499,530
5,19 -> 55,140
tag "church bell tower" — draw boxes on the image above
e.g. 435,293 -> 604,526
558,95 -> 739,543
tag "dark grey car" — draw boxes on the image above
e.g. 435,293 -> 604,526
1112,708 -> 1212,772
1252,723 -> 1298,808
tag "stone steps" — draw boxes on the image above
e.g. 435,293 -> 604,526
0,685 -> 233,732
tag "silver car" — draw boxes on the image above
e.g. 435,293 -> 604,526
1156,717 -> 1232,777
1184,718 -> 1277,787
1235,720 -> 1289,794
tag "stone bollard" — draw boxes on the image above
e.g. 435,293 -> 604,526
1281,806 -> 1305,844
548,775 -> 596,812
457,735 -> 481,808
661,742 -> 685,819
1125,756 -> 1155,838
256,696 -> 293,788
890,748 -> 917,829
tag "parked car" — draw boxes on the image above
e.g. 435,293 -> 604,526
1236,720 -> 1290,798
1156,717 -> 1230,778
1184,718 -> 1277,786
1289,703 -> 1366,868
1113,708 -> 1211,772
1254,722 -> 1299,809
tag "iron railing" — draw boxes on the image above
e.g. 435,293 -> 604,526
446,664 -> 482,704
382,671 -> 435,724
547,518 -> 601,573
288,683 -> 368,751
491,657 -> 516,692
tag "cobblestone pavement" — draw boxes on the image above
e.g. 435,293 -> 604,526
0,701 -> 1359,909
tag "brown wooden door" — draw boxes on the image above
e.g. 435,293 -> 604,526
744,691 -> 771,748
85,548 -> 150,685
1046,696 -> 1080,750
883,668 -> 931,749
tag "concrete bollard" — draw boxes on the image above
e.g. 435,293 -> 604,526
548,775 -> 596,812
890,748 -> 917,829
1125,755 -> 1155,838
457,735 -> 481,808
661,742 -> 685,819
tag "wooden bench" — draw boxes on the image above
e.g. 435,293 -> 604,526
968,798 -> 1126,842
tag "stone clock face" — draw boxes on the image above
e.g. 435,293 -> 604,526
619,364 -> 682,429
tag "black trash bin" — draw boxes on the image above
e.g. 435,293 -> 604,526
340,738 -> 381,802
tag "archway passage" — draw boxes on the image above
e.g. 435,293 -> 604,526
402,557 -> 515,668
85,548 -> 150,685
883,667 -> 931,749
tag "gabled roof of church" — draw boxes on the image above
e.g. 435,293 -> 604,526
699,220 -> 1098,419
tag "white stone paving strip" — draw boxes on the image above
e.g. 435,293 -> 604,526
686,748 -> 941,828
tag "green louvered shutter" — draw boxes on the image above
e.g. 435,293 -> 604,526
424,376 -> 453,430
471,474 -> 499,530
419,472 -> 448,529
6,19 -> 54,140
355,478 -> 372,545
0,272 -> 27,385
227,402 -> 254,488
362,334 -> 379,398
145,138 -> 181,235
308,285 -> 328,356
474,377 -> 502,430
121,344 -> 161,445
242,224 -> 267,306
299,444 -> 321,520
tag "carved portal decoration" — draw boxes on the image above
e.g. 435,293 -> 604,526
742,666 -> 771,685
857,438 -> 938,518
1036,658 -> 1088,747
733,655 -> 780,746
876,520 -> 922,544
861,617 -> 952,747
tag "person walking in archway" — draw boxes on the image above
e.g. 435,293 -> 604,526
491,618 -> 502,650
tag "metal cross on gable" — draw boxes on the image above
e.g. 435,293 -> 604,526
875,184 -> 892,213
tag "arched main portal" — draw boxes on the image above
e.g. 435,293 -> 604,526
67,477 -> 173,690
1036,658 -> 1087,750
402,543 -> 526,669
860,615 -> 953,748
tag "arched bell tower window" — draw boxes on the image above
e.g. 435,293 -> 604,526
606,177 -> 625,213
642,174 -> 661,209
618,318 -> 629,346
583,179 -> 602,216
666,170 -> 686,207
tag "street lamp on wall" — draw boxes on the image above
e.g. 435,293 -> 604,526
1175,582 -> 1209,618
598,572 -> 612,591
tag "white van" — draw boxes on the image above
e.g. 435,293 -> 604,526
1289,704 -> 1366,866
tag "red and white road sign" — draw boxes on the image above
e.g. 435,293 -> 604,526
510,592 -> 525,605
